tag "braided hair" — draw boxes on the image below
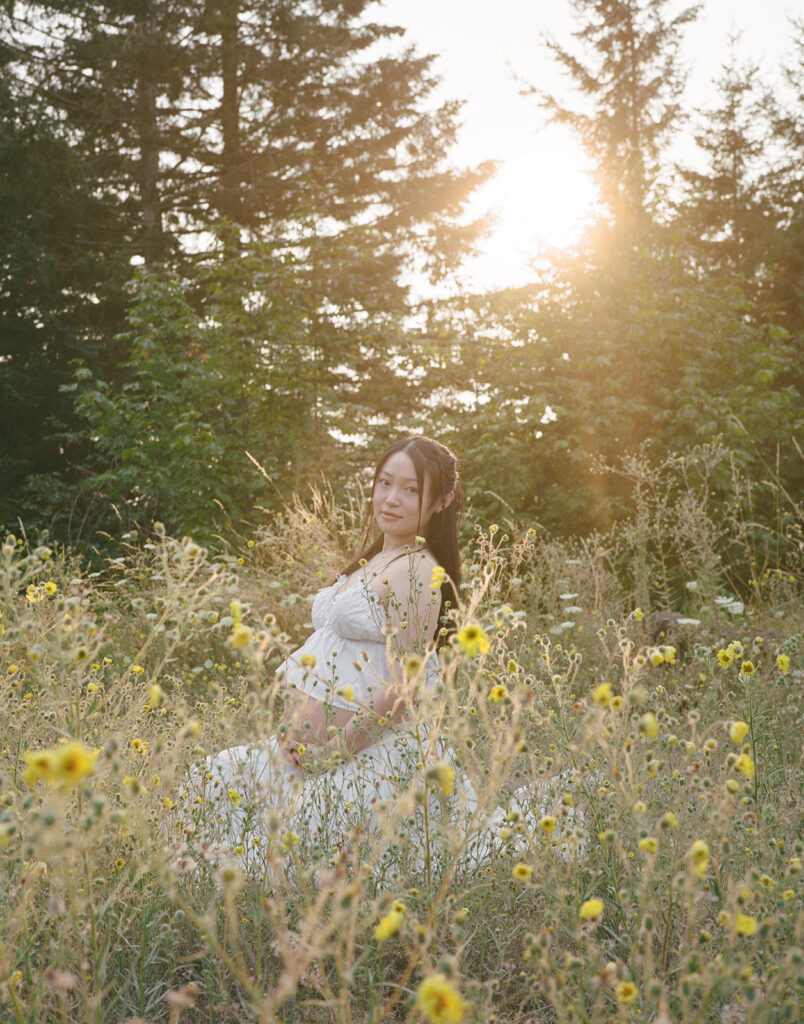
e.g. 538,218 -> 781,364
341,436 -> 463,642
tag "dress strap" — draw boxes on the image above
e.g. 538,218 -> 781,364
377,547 -> 429,575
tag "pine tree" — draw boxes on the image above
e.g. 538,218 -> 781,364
2,1 -> 491,539
763,18 -> 804,335
676,39 -> 770,277
0,10 -> 133,532
524,0 -> 700,229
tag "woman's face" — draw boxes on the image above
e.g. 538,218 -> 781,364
372,450 -> 438,546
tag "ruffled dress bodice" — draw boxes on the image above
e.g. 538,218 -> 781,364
278,575 -> 436,713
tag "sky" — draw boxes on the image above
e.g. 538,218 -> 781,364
376,0 -> 800,290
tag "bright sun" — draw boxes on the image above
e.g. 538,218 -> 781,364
462,128 -> 598,291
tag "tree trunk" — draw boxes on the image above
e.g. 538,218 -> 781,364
220,0 -> 242,224
136,0 -> 163,265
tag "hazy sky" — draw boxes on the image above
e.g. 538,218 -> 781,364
377,0 -> 799,289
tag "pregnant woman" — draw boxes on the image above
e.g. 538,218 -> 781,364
190,435 -> 475,866
189,435 -> 581,872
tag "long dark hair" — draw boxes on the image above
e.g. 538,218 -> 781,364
341,436 -> 463,641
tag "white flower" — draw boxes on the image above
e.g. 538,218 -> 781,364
559,593 -> 579,601
685,581 -> 699,592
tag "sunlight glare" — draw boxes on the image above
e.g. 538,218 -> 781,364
464,129 -> 597,291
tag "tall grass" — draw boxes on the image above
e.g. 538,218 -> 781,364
0,445 -> 801,1023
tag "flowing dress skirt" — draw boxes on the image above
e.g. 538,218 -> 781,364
184,721 -> 585,876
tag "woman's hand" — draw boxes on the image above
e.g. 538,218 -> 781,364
278,734 -> 303,770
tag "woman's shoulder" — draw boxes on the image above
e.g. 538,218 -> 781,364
382,548 -> 437,590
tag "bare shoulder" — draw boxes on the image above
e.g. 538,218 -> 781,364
383,549 -> 437,596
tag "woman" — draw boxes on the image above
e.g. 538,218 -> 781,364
189,436 -> 582,871
275,434 -> 460,772
191,436 -> 471,866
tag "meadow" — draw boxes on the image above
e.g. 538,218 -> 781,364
0,444 -> 801,1024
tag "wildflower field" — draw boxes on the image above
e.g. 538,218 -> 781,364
0,448 -> 802,1024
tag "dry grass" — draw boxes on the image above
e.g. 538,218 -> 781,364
0,447 -> 801,1024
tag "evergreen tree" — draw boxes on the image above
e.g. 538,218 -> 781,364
0,10 -> 132,533
524,0 -> 700,229
763,18 -> 804,335
1,0 -> 491,540
676,39 -> 770,278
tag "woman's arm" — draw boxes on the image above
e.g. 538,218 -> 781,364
335,672 -> 408,756
335,551 -> 439,757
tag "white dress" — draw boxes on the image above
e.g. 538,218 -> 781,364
277,573 -> 440,711
187,576 -> 584,874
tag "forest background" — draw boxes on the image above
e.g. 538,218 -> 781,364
1,5 -> 803,1023
2,0 -> 803,565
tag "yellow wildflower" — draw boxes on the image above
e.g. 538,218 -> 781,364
661,811 -> 679,829
44,581 -> 58,595
661,645 -> 676,665
727,641 -> 744,658
430,761 -> 455,796
733,914 -> 757,936
539,815 -> 557,835
687,839 -> 710,877
23,750 -> 56,787
735,753 -> 755,779
51,741 -> 97,790
429,565 -> 447,591
300,653 -> 317,668
716,649 -> 732,669
456,624 -> 490,658
633,608 -> 644,622
591,682 -> 613,707
615,981 -> 639,1004
728,720 -> 749,744
740,660 -> 755,676
280,831 -> 300,851
640,712 -> 658,739
227,789 -> 242,807
648,648 -> 664,667
638,836 -> 658,855
488,684 -> 508,703
579,898 -> 604,921
404,655 -> 423,675
374,908 -> 404,941
415,974 -> 466,1024
337,684 -> 354,702
776,653 -> 789,674
229,624 -> 252,649
147,683 -> 165,709
512,862 -> 533,881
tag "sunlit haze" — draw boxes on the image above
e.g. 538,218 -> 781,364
378,0 -> 797,291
